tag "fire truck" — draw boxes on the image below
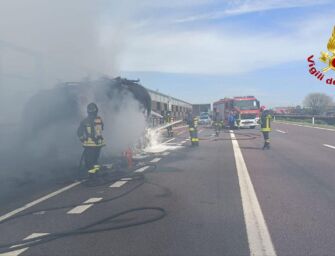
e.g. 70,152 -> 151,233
213,96 -> 260,129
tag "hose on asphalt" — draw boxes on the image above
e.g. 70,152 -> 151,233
211,130 -> 261,141
0,207 -> 166,253
0,162 -> 166,253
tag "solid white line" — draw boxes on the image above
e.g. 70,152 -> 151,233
0,233 -> 49,256
150,158 -> 162,163
162,152 -> 170,156
110,181 -> 128,188
230,130 -> 277,256
134,166 -> 150,173
275,121 -> 335,132
276,129 -> 287,134
163,138 -> 176,144
323,144 -> 335,150
67,197 -> 102,214
0,181 -> 81,223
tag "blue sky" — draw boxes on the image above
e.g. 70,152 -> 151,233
1,0 -> 335,108
103,0 -> 335,107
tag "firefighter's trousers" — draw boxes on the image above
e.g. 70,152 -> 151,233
189,128 -> 199,146
83,147 -> 101,172
262,132 -> 270,145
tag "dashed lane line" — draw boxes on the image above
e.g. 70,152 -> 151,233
230,130 -> 277,256
121,178 -> 132,181
67,198 -> 103,215
0,181 -> 82,223
323,144 -> 335,150
134,166 -> 150,173
276,129 -> 287,134
0,233 -> 49,256
110,181 -> 128,188
150,158 -> 162,163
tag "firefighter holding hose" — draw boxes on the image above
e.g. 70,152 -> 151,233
189,117 -> 199,146
77,103 -> 105,175
165,111 -> 174,137
260,106 -> 272,150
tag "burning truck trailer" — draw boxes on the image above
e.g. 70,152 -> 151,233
18,77 -> 152,181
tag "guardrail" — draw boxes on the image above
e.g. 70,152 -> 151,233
274,115 -> 335,126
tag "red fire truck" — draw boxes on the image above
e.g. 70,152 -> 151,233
213,96 -> 260,128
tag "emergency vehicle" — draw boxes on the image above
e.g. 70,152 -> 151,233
213,96 -> 260,128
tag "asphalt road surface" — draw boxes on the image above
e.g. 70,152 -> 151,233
1,122 -> 335,256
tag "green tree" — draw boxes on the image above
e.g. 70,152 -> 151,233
303,93 -> 333,115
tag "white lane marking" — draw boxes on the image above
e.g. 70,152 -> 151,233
0,233 -> 49,256
163,138 -> 175,144
181,141 -> 187,144
150,158 -> 162,163
67,197 -> 102,214
198,129 -> 204,134
110,181 -> 128,188
323,144 -> 335,150
121,178 -> 132,181
230,130 -> 277,256
276,129 -> 287,134
186,138 -> 190,141
134,166 -> 150,173
275,121 -> 335,132
162,152 -> 170,156
0,181 -> 81,223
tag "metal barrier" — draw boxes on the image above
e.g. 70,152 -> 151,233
274,115 -> 335,126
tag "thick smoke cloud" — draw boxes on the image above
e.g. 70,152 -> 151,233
0,0 -> 148,202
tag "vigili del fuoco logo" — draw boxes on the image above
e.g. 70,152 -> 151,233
307,26 -> 335,85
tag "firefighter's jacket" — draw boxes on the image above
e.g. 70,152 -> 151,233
165,116 -> 172,123
260,111 -> 272,132
77,116 -> 105,147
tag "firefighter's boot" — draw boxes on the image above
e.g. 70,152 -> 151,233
88,165 -> 100,178
263,141 -> 270,150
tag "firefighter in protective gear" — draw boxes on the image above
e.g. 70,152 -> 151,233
213,121 -> 220,137
260,106 -> 272,150
189,117 -> 199,146
77,103 -> 105,174
165,111 -> 174,137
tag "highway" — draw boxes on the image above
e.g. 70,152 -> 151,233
1,122 -> 335,256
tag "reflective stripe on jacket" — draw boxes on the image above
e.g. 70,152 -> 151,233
260,111 -> 272,132
77,116 -> 106,147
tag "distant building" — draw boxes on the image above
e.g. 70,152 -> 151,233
147,89 -> 192,120
273,107 -> 295,114
192,104 -> 211,116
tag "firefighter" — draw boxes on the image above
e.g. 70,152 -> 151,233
228,111 -> 236,129
165,111 -> 173,137
77,103 -> 105,175
213,120 -> 220,137
189,117 -> 199,146
260,106 -> 272,150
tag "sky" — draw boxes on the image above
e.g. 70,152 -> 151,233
110,0 -> 335,107
1,0 -> 335,108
